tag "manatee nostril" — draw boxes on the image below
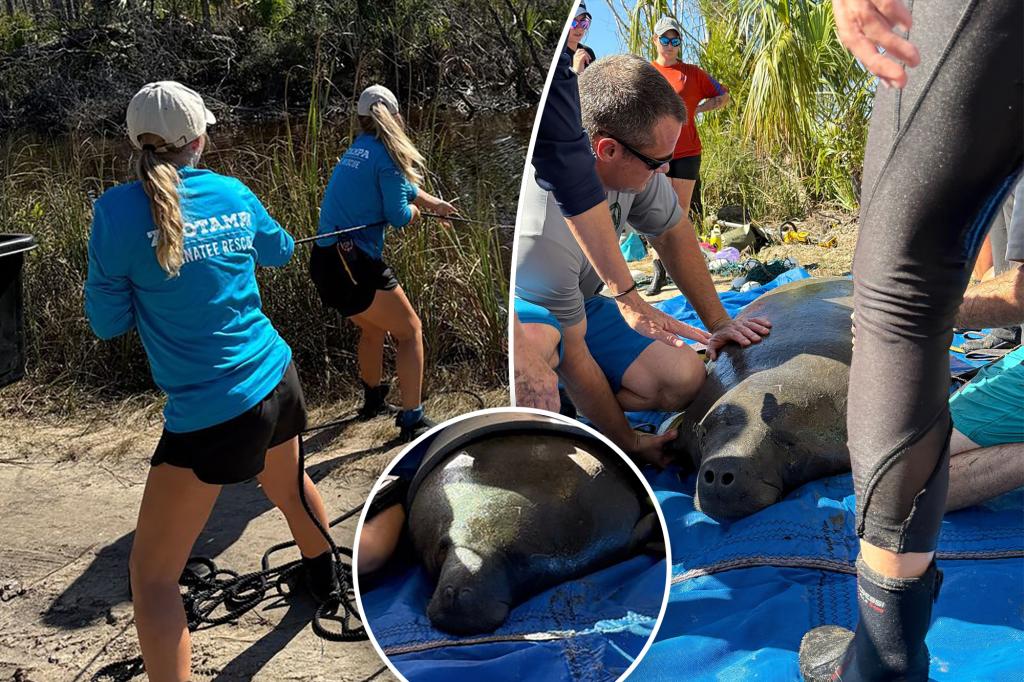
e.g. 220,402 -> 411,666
722,472 -> 734,486
703,469 -> 715,484
443,585 -> 455,606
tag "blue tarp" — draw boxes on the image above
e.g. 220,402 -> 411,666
631,472 -> 1024,681
362,552 -> 665,681
362,551 -> 665,681
627,269 -> 1024,680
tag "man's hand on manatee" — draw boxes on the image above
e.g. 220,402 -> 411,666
616,292 -> 712,349
630,429 -> 677,468
706,316 -> 772,360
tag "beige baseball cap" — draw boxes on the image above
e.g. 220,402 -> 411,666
357,84 -> 400,117
126,81 -> 216,151
654,16 -> 683,37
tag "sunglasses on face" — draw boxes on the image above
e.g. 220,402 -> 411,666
659,36 -> 682,47
572,16 -> 591,30
599,132 -> 672,171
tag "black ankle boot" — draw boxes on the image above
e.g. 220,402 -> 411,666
646,259 -> 667,295
302,551 -> 339,603
799,557 -> 942,681
396,406 -> 436,442
357,381 -> 390,420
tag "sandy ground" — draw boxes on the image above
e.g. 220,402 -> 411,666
0,389 -> 505,682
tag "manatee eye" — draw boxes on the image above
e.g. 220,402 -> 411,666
435,538 -> 451,569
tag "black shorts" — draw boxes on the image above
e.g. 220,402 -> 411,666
151,362 -> 308,485
667,154 -> 701,180
309,240 -> 399,318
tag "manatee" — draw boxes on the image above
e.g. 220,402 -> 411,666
669,277 -> 854,518
407,413 -> 657,635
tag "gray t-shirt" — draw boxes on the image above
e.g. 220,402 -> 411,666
515,168 -> 683,326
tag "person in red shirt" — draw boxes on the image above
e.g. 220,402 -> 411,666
646,15 -> 730,295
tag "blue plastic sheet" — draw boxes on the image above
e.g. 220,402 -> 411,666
621,232 -> 647,262
630,471 -> 1024,681
361,523 -> 666,681
624,269 -> 1024,680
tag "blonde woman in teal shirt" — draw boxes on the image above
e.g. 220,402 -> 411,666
310,85 -> 455,441
85,82 -> 337,682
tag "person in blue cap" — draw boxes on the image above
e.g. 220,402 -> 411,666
309,84 -> 457,442
85,81 -> 337,682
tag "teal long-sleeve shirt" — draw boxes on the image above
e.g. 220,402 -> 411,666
315,133 -> 419,257
84,167 -> 294,433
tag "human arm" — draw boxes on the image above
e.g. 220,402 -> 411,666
243,183 -> 295,267
832,0 -> 920,89
651,220 -> 770,359
559,320 -> 677,466
512,314 -> 561,412
564,206 -> 712,348
379,167 -> 417,228
695,92 -> 730,115
531,49 -> 606,217
412,188 -> 457,218
84,203 -> 136,339
695,75 -> 730,115
572,48 -> 592,74
694,71 -> 730,115
955,264 -> 1024,329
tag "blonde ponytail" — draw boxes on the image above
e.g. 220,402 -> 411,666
134,134 -> 187,277
362,103 -> 426,185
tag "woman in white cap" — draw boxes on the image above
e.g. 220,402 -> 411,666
309,84 -> 455,442
566,1 -> 596,74
85,81 -> 337,682
646,15 -> 730,295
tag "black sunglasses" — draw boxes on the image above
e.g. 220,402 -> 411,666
598,131 -> 672,170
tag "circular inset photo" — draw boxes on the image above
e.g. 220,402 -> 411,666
352,408 -> 671,681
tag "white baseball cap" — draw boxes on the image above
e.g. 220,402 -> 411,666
126,81 -> 216,151
357,84 -> 400,117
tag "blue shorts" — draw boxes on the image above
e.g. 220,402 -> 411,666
583,295 -> 656,392
514,297 -> 564,365
949,346 -> 1024,447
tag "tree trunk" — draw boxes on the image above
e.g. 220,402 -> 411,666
201,0 -> 210,26
4,0 -> 15,16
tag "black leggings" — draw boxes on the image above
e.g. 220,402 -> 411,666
851,0 -> 1022,553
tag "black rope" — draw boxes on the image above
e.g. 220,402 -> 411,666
92,387 -> 486,679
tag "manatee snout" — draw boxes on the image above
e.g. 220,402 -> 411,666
696,452 -> 785,519
426,546 -> 512,635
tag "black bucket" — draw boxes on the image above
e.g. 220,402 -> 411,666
0,234 -> 38,389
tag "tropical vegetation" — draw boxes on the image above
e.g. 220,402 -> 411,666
606,0 -> 873,220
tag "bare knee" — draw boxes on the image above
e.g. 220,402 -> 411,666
520,323 -> 560,369
129,546 -> 179,597
359,325 -> 386,345
391,314 -> 422,343
653,349 -> 706,409
260,472 -> 302,512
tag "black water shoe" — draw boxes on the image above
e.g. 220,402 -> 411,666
799,557 -> 942,681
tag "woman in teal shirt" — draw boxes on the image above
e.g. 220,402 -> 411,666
85,81 -> 336,682
310,85 -> 455,441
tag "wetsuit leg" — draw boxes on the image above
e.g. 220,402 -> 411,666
850,0 -> 1022,555
800,2 -> 1022,679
